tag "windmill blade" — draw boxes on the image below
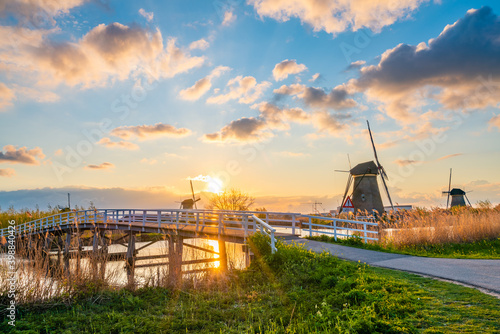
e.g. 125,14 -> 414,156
380,174 -> 395,212
464,194 -> 472,207
335,170 -> 350,173
190,180 -> 197,209
446,168 -> 452,209
347,154 -> 352,170
367,121 -> 381,166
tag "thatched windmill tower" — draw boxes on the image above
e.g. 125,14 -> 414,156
338,121 -> 394,215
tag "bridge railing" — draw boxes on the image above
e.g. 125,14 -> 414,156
251,214 -> 277,253
1,209 -> 379,249
301,215 -> 379,243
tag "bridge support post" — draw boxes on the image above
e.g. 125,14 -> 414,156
168,235 -> 183,286
218,239 -> 228,272
92,229 -> 100,279
126,233 -> 136,287
100,233 -> 108,281
63,232 -> 71,278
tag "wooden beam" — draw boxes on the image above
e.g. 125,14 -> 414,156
182,242 -> 219,255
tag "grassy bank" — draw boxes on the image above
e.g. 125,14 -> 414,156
308,235 -> 500,259
2,235 -> 499,333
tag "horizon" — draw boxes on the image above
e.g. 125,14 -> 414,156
1,1 -> 499,211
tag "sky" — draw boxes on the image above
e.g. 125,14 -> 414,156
0,0 -> 499,212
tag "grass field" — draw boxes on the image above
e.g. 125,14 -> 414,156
2,235 -> 499,333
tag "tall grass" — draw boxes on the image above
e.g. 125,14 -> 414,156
380,206 -> 500,247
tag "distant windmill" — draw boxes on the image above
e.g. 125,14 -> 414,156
179,180 -> 201,210
338,121 -> 394,215
442,168 -> 472,208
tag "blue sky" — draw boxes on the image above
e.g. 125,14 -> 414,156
0,0 -> 499,211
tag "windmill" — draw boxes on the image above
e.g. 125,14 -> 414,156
179,180 -> 201,210
338,121 -> 394,215
442,168 -> 472,208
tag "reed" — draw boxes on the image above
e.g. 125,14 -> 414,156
380,206 -> 500,247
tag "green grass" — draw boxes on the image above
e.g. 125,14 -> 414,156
2,234 -> 499,333
308,235 -> 500,259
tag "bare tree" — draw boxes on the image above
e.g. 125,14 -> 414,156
206,188 -> 255,211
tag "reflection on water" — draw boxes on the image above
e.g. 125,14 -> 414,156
1,238 -> 248,291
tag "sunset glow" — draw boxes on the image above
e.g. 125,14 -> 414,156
0,1 -> 499,211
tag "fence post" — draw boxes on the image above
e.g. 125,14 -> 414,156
363,222 -> 368,244
196,212 -> 199,231
292,214 -> 296,235
309,217 -> 312,237
334,219 -> 337,241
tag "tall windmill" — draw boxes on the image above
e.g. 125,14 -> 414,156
180,180 -> 201,210
442,169 -> 472,208
338,121 -> 394,215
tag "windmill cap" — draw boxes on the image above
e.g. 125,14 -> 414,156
450,188 -> 466,195
350,161 -> 379,175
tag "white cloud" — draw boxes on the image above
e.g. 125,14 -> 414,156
222,11 -> 236,26
272,59 -> 307,81
207,76 -> 271,104
248,0 -> 429,35
0,23 -> 205,89
85,162 -> 114,170
139,8 -> 154,22
0,145 -> 45,165
180,65 -> 230,101
189,38 -> 210,50
110,123 -> 192,140
97,137 -> 139,150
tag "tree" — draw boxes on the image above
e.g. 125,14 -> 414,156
206,188 -> 255,211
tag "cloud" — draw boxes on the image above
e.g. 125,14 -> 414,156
189,38 -> 210,50
0,145 -> 45,165
85,162 -> 114,170
274,83 -> 357,110
0,168 -> 15,177
0,83 -> 15,110
97,137 -> 139,150
180,65 -> 230,101
203,102 -> 350,143
272,59 -> 307,81
248,0 -> 429,35
207,75 -> 271,104
489,114 -> 500,130
346,60 -> 366,70
139,8 -> 154,22
203,117 -> 271,143
438,153 -> 463,161
1,22 -> 205,89
222,11 -> 236,26
309,73 -> 321,82
0,0 -> 86,26
110,123 -> 191,140
351,7 -> 500,123
394,159 -> 419,166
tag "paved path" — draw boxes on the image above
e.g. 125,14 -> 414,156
285,238 -> 500,296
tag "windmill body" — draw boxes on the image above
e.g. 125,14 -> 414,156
350,161 -> 385,215
449,188 -> 466,207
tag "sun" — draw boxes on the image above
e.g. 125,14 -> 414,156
207,177 -> 223,194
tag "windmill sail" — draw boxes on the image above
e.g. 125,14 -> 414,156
366,120 -> 395,211
446,168 -> 452,209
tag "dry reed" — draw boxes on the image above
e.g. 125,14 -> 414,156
380,207 -> 500,247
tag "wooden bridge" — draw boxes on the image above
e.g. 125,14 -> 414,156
0,209 -> 379,286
